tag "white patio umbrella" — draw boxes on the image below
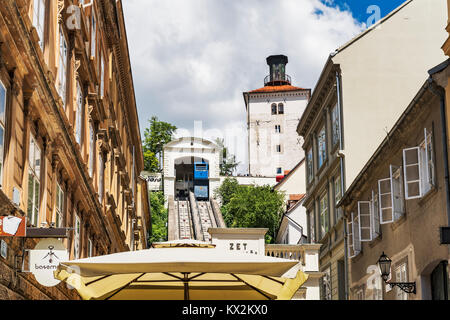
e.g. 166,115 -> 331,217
54,242 -> 308,300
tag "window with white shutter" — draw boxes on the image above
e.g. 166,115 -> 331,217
402,128 -> 435,200
358,201 -> 372,242
379,165 -> 404,224
378,177 -> 393,224
371,190 -> 381,238
391,165 -> 404,221
347,212 -> 361,258
353,212 -> 361,253
403,147 -> 423,199
422,128 -> 435,194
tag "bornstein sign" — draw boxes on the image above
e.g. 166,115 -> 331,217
30,238 -> 68,287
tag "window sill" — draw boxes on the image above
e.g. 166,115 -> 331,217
390,214 -> 407,232
369,233 -> 383,248
418,185 -> 438,206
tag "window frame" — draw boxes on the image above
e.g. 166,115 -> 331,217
317,125 -> 327,169
271,103 -> 277,115
306,147 -> 313,183
27,134 -> 41,227
32,0 -> 46,50
322,266 -> 332,300
74,212 -> 81,259
75,81 -> 84,145
331,103 -> 341,147
334,174 -> 342,221
308,209 -> 316,243
347,211 -> 361,258
278,103 -> 284,115
0,80 -> 7,186
395,262 -> 408,300
90,11 -> 96,58
55,183 -> 64,228
58,26 -> 68,108
319,192 -> 329,239
88,121 -> 95,177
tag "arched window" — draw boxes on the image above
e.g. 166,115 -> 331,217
278,103 -> 284,114
271,103 -> 277,115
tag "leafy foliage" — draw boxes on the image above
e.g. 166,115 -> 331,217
215,138 -> 239,176
215,178 -> 285,243
148,191 -> 168,244
143,116 -> 177,172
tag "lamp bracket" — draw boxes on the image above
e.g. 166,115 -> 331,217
387,282 -> 416,294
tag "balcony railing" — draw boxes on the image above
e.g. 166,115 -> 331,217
265,244 -> 303,261
264,74 -> 292,86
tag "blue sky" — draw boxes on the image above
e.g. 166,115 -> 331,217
322,0 -> 406,23
123,0 -> 409,171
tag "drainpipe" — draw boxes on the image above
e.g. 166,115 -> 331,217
336,70 -> 349,300
428,78 -> 450,229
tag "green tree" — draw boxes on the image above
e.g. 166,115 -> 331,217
216,178 -> 285,243
215,138 -> 239,176
143,116 -> 177,172
148,191 -> 168,244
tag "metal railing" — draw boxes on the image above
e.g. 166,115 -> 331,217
264,74 -> 292,86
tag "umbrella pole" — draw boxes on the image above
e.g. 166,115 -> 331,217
183,273 -> 190,301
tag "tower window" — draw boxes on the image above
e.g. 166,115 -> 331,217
278,103 -> 284,114
276,145 -> 282,153
275,125 -> 281,133
271,103 -> 277,115
277,167 -> 283,175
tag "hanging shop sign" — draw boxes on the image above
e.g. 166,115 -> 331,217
147,173 -> 163,191
29,238 -> 68,287
0,216 -> 26,237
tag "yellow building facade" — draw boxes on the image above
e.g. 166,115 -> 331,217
0,0 -> 150,299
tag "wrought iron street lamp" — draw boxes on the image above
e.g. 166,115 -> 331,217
377,252 -> 416,294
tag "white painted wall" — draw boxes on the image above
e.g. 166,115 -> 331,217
274,161 -> 306,204
163,137 -> 221,201
276,203 -> 307,245
332,0 -> 447,188
247,92 -> 308,177
218,176 -> 277,188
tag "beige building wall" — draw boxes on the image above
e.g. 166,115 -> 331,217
332,0 -> 447,189
341,86 -> 449,300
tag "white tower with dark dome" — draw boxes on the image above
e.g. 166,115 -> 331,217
243,55 -> 310,178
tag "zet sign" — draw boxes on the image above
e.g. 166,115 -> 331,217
0,216 -> 26,237
29,238 -> 68,287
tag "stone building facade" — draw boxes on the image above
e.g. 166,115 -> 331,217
339,81 -> 450,300
0,0 -> 150,299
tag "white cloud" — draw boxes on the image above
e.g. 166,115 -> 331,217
123,0 -> 364,172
